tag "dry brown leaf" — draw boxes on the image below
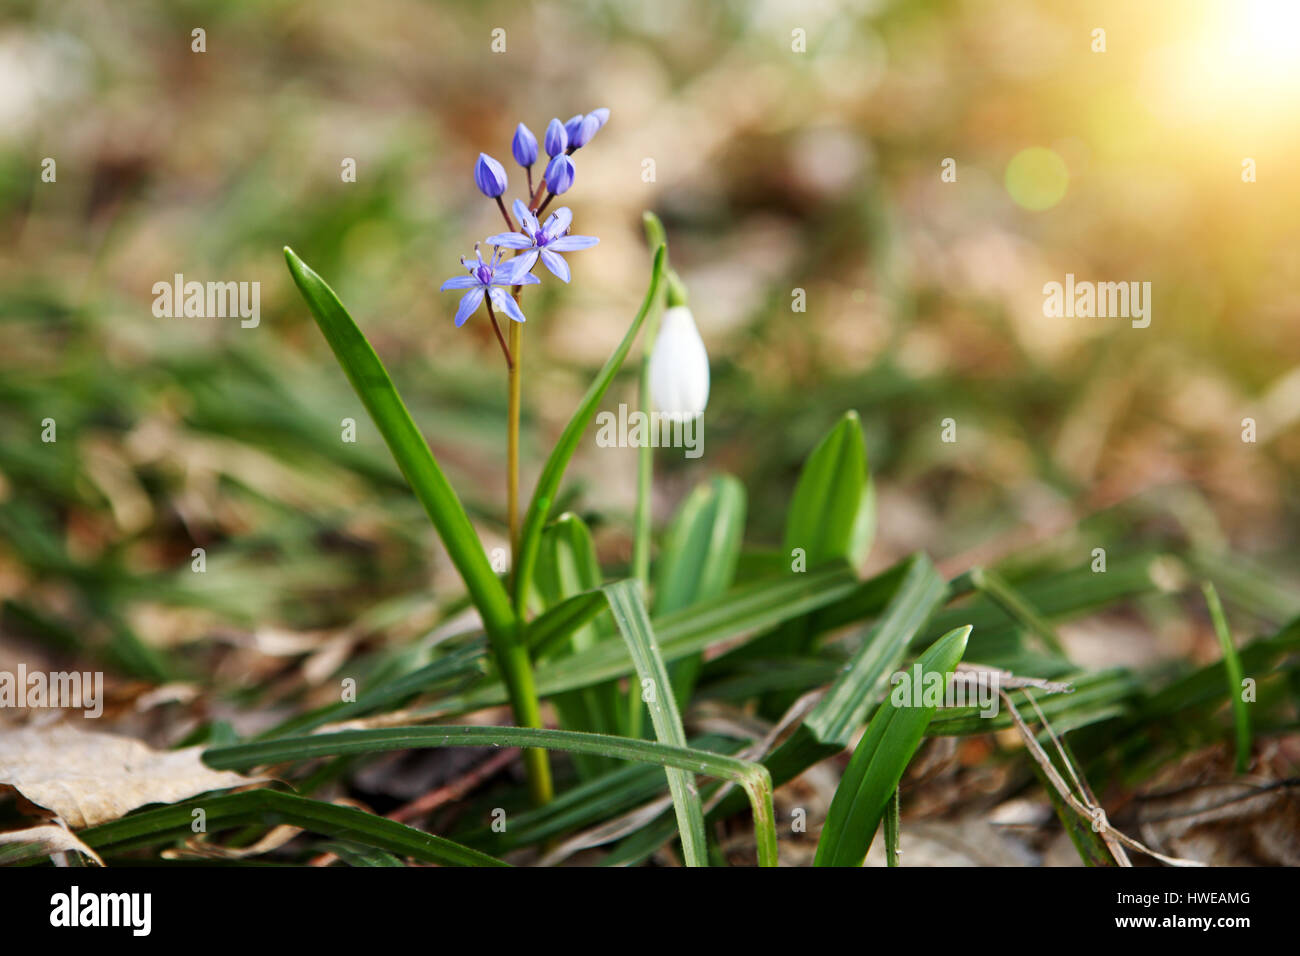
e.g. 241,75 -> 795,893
0,823 -> 105,865
1136,739 -> 1300,865
161,823 -> 301,861
0,723 -> 266,829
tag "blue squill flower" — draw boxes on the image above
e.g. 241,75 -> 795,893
544,154 -> 575,194
486,200 -> 598,283
474,153 -> 508,198
511,123 -> 538,168
440,246 -> 539,326
543,118 -> 568,158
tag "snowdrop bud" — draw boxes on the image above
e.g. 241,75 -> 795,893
474,153 -> 508,197
649,305 -> 710,421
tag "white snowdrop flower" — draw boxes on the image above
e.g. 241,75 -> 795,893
649,304 -> 710,421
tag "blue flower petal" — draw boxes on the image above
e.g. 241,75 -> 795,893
454,287 -> 485,326
512,199 -> 538,237
505,249 -> 540,278
540,249 -> 570,283
542,207 -> 573,241
441,275 -> 480,290
490,286 -> 527,323
547,234 -> 598,252
486,232 -> 533,249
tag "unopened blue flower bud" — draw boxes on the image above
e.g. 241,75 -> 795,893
569,114 -> 600,149
544,154 -> 575,194
589,108 -> 610,130
544,118 -> 568,157
563,114 -> 585,146
512,123 -> 538,167
474,153 -> 508,197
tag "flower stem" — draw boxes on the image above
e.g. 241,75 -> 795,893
494,196 -> 516,233
528,179 -> 549,212
508,319 -> 522,560
489,302 -> 550,806
505,316 -> 548,804
484,300 -> 513,369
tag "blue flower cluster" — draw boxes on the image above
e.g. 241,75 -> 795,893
442,109 -> 607,328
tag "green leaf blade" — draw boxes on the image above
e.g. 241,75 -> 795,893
814,624 -> 971,867
602,580 -> 710,867
783,410 -> 873,569
83,790 -> 507,867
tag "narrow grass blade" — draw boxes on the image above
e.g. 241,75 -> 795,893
1141,617 -> 1300,719
282,247 -> 550,804
1202,581 -> 1252,773
526,588 -> 608,658
814,625 -> 970,867
968,567 -> 1066,658
262,640 -> 487,738
81,790 -> 507,867
319,842 -> 405,866
514,245 -> 666,616
204,724 -> 778,867
922,553 -> 1159,658
602,580 -> 709,866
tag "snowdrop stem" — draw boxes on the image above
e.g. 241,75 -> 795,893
632,220 -> 667,591
633,302 -> 660,593
666,268 -> 688,307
